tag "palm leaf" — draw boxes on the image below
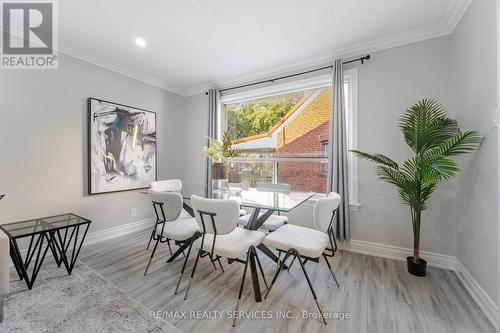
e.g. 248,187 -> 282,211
351,150 -> 399,169
419,155 -> 460,185
399,98 -> 448,154
425,131 -> 482,157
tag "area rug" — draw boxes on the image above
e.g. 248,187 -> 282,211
0,261 -> 181,333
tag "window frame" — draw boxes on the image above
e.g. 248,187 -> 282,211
219,69 -> 359,208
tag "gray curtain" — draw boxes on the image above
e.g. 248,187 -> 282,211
205,89 -> 220,196
327,58 -> 350,240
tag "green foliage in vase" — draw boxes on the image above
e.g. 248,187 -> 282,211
352,99 -> 481,264
202,131 -> 245,165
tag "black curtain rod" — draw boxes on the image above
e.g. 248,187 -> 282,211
207,55 -> 370,94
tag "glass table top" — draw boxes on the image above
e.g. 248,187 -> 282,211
0,213 -> 90,238
178,186 -> 315,212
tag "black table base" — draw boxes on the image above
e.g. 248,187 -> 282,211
1,214 -> 91,290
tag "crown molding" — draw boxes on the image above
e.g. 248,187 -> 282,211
182,0 -> 472,97
56,0 -> 471,97
59,42 -> 186,96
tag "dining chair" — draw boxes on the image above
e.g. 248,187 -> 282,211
262,192 -> 341,325
147,179 -> 190,249
144,191 -> 200,276
182,195 -> 267,327
150,179 -> 182,192
238,182 -> 290,231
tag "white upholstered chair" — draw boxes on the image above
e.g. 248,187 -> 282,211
238,182 -> 290,231
150,179 -> 182,192
0,230 -> 8,322
263,192 -> 341,325
147,179 -> 191,249
144,191 -> 200,276
182,195 -> 267,327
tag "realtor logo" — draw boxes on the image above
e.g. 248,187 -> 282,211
1,0 -> 58,69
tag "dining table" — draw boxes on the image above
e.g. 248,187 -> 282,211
142,185 -> 315,302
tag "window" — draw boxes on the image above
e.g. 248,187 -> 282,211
220,70 -> 358,205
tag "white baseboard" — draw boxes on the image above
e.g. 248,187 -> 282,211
455,261 -> 499,330
82,218 -> 154,247
339,239 -> 457,270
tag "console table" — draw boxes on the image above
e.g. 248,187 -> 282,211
0,213 -> 91,289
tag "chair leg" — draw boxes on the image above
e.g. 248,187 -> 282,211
232,250 -> 251,328
264,250 -> 293,299
332,231 -> 337,252
144,237 -> 160,276
146,229 -> 155,250
297,254 -> 327,325
253,249 -> 268,290
323,254 -> 340,288
287,255 -> 297,272
210,257 -> 218,271
174,237 -> 196,295
184,249 -> 202,300
217,257 -> 224,272
166,239 -> 173,256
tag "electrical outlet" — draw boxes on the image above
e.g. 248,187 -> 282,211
130,208 -> 137,217
491,107 -> 499,129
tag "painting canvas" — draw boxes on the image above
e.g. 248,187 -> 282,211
88,98 -> 157,194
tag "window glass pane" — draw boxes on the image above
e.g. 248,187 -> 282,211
277,160 -> 327,193
224,87 -> 331,158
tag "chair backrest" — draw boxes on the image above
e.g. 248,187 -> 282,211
149,190 -> 183,222
150,179 -> 182,192
256,182 -> 292,193
190,195 -> 239,235
313,192 -> 341,233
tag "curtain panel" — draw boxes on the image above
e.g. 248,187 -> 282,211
327,59 -> 350,240
205,89 -> 220,196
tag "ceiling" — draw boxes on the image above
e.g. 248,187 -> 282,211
59,0 -> 471,96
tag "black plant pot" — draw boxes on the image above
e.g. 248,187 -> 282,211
407,257 -> 427,277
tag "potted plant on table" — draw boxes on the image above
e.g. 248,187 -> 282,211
352,99 -> 481,276
203,131 -> 244,189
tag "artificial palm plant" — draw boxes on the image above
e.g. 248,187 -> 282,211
352,99 -> 481,275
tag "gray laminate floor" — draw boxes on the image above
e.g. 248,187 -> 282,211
79,228 -> 494,333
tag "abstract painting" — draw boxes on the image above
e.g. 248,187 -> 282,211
87,98 -> 157,194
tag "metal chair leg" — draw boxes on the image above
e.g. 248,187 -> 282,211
253,249 -> 268,290
287,255 -> 297,272
323,254 -> 340,288
174,237 -> 196,295
210,256 -> 218,271
144,237 -> 160,276
146,229 -> 155,250
184,249 -> 202,300
217,257 -> 224,272
264,250 -> 293,299
297,254 -> 327,325
166,239 -> 173,256
232,250 -> 251,328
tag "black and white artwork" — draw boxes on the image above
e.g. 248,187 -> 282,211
87,98 -> 157,194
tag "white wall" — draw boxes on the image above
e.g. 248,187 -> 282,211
0,54 -> 186,233
183,36 -> 457,256
451,0 -> 499,306
348,36 -> 456,255
183,93 -> 208,190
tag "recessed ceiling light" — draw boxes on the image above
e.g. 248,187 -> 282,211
193,3 -> 207,15
135,37 -> 147,48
